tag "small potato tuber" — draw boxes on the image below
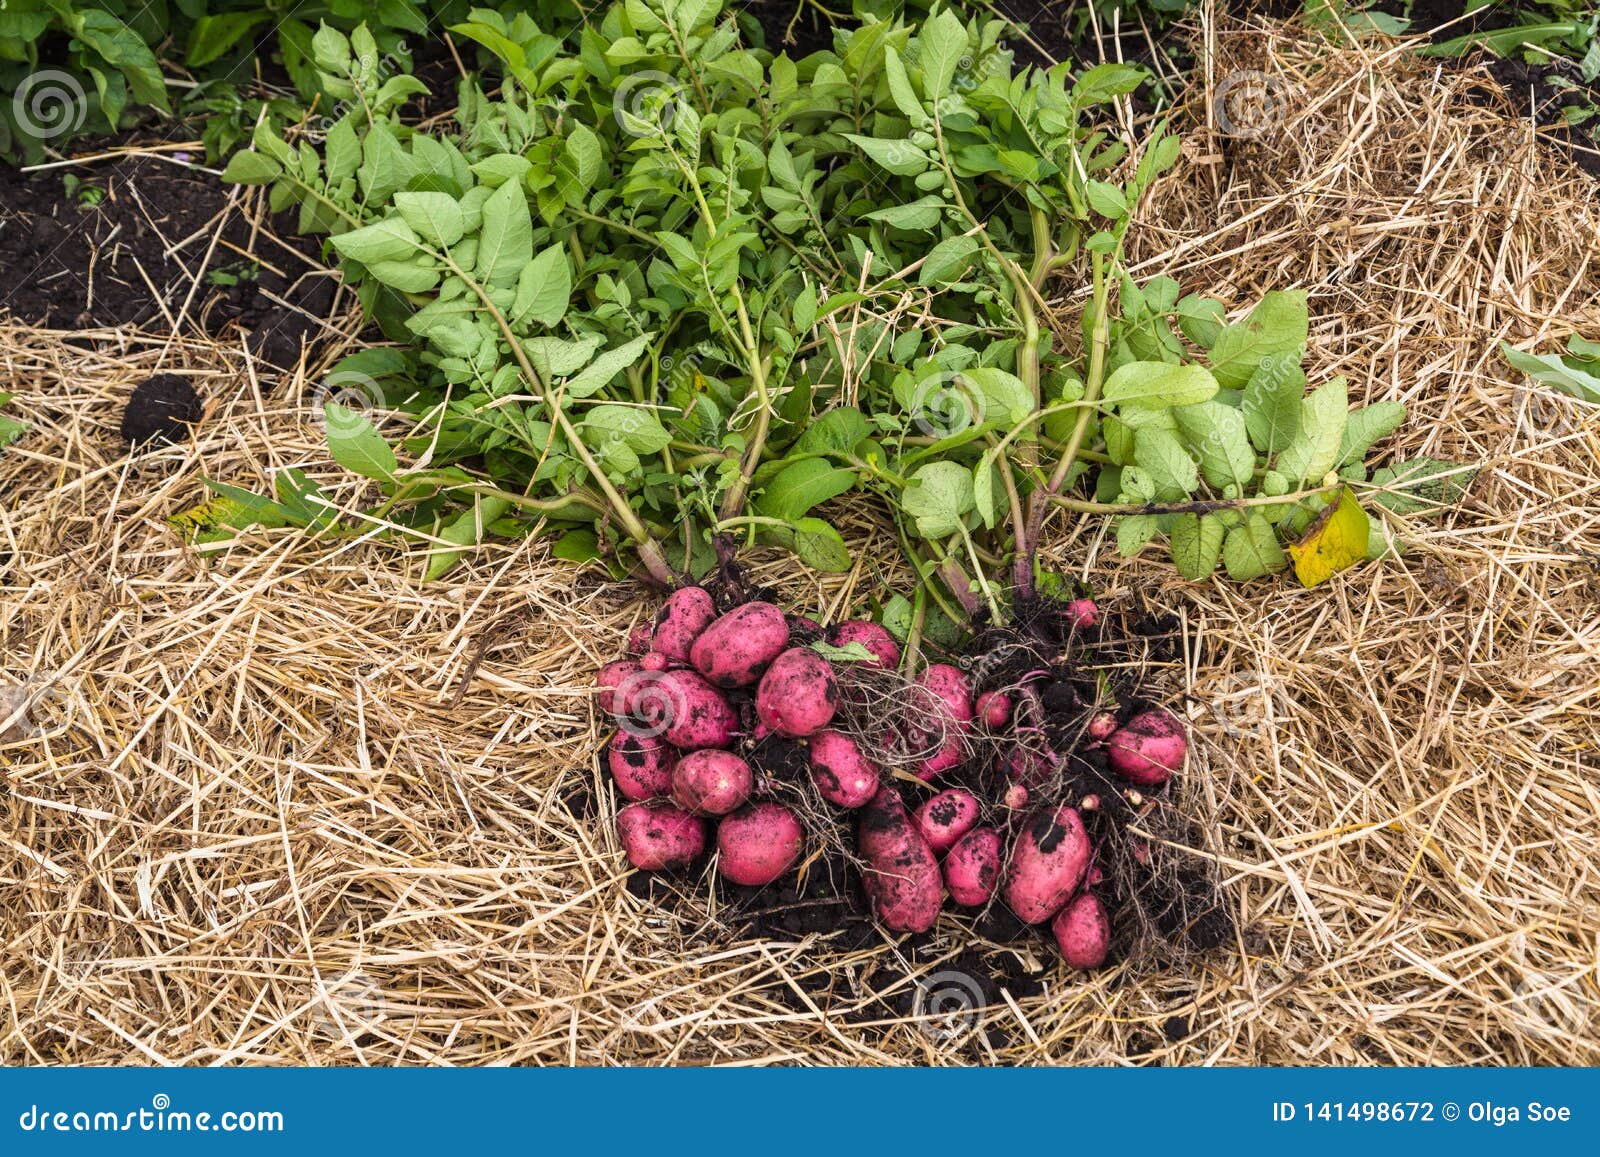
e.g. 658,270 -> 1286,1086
943,826 -> 1002,907
1051,891 -> 1111,969
617,801 -> 705,871
689,602 -> 790,688
671,749 -> 753,816
913,788 -> 980,855
1105,708 -> 1187,787
825,620 -> 901,669
857,787 -> 943,933
606,731 -> 675,801
653,587 -> 718,662
755,647 -> 838,738
1002,806 -> 1091,924
717,801 -> 803,885
808,729 -> 880,809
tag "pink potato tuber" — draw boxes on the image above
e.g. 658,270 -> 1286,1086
671,749 -> 753,816
1105,708 -> 1187,787
910,663 -> 974,778
653,587 -> 718,662
1066,598 -> 1099,630
857,787 -> 943,933
639,651 -> 670,672
690,601 -> 790,688
1002,806 -> 1092,924
756,647 -> 838,738
629,668 -> 738,750
825,620 -> 901,669
913,788 -> 981,855
616,801 -> 705,871
975,690 -> 1012,729
1003,782 -> 1029,811
606,731 -> 675,801
627,624 -> 654,655
595,659 -> 641,714
808,729 -> 880,809
943,826 -> 1002,907
1051,891 -> 1111,969
717,801 -> 803,885
1087,711 -> 1118,742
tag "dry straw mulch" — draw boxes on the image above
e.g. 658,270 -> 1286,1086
3,22 -> 1598,1065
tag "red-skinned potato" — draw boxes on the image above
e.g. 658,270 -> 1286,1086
825,620 -> 901,669
1087,711 -> 1118,741
1052,891 -> 1111,969
1002,806 -> 1091,923
606,731 -> 675,801
690,602 -> 790,688
671,749 -> 753,816
628,669 -> 738,750
717,802 -> 803,885
639,651 -> 670,672
808,729 -> 879,809
858,787 -> 942,933
595,659 -> 641,714
943,826 -> 1002,906
976,691 -> 1012,728
756,647 -> 838,738
913,788 -> 980,855
653,587 -> 718,662
1105,708 -> 1187,787
627,624 -> 653,655
911,663 -> 974,778
616,801 -> 705,871
915,664 -> 974,723
1003,782 -> 1029,811
1066,598 -> 1099,630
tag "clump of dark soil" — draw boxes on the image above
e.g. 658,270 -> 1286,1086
120,374 -> 206,446
0,142 -> 339,351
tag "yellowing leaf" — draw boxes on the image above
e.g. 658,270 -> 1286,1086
1288,487 -> 1370,587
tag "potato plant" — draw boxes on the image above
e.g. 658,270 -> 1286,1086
200,0 -> 1467,965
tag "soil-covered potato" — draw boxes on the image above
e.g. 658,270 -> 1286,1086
690,602 -> 790,687
1003,806 -> 1091,924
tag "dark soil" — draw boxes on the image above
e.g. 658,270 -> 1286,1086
120,373 -> 206,446
0,139 -> 340,363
